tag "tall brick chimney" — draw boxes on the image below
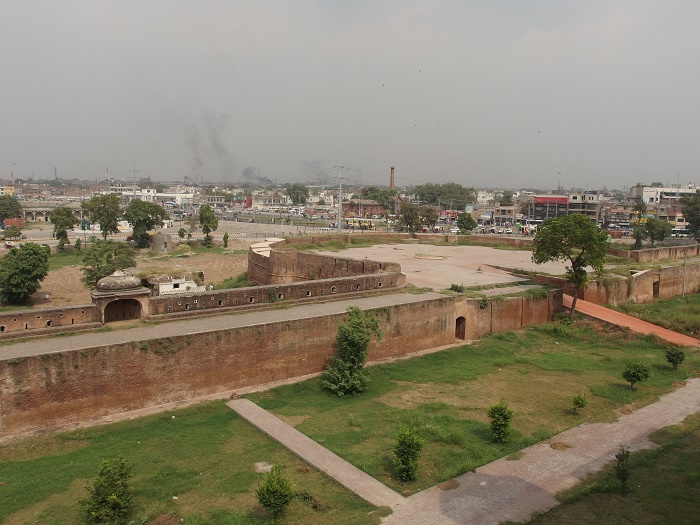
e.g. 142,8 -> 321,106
390,166 -> 395,190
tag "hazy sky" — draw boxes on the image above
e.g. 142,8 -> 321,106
2,1 -> 699,191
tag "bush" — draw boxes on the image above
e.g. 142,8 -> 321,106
487,401 -> 513,444
223,232 -> 229,248
622,362 -> 651,390
75,237 -> 82,251
665,348 -> 685,371
256,464 -> 295,521
80,456 -> 133,525
177,243 -> 192,254
449,283 -> 465,293
571,392 -> 588,413
614,445 -> 631,495
393,425 -> 424,481
321,307 -> 381,396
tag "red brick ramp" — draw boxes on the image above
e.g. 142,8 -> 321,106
563,295 -> 699,347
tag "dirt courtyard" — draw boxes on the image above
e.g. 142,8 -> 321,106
317,242 -> 571,290
33,241 -> 251,307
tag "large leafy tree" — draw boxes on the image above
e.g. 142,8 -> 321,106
50,206 -> 79,246
532,213 -> 608,317
82,194 -> 121,241
680,189 -> 700,242
81,241 -> 136,288
396,202 -> 422,233
198,204 -> 218,246
123,199 -> 170,248
413,182 -> 476,210
0,243 -> 49,304
644,218 -> 673,247
457,212 -> 477,232
0,195 -> 22,223
419,206 -> 439,229
361,186 -> 398,210
632,198 -> 648,219
285,183 -> 309,205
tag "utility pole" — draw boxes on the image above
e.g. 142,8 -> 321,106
336,152 -> 343,234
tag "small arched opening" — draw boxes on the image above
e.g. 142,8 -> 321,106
104,299 -> 142,323
455,316 -> 466,340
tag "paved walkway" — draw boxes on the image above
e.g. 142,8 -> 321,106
227,398 -> 405,509
564,295 -> 699,347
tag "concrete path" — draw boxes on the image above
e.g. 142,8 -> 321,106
382,378 -> 700,525
564,295 -> 699,347
227,398 -> 405,509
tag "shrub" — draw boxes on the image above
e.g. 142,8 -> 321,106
665,348 -> 685,371
223,232 -> 230,248
256,464 -> 295,521
487,401 -> 513,444
614,445 -> 631,495
74,237 -> 82,251
622,362 -> 651,390
571,392 -> 588,413
177,243 -> 192,254
80,456 -> 133,525
321,307 -> 381,396
449,283 -> 465,293
393,425 -> 424,481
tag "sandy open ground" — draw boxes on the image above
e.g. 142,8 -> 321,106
317,243 -> 571,290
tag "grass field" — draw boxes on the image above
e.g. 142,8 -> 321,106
1,315 -> 697,524
247,320 -> 698,495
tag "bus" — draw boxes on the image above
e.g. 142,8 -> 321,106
671,228 -> 690,238
344,217 -> 376,230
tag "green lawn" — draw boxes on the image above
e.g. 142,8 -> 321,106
247,320 -> 699,494
0,404 -> 383,525
1,317 -> 697,524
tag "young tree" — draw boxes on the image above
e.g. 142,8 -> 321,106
622,362 -> 651,390
80,456 -> 133,525
321,307 -> 381,396
393,425 -> 424,482
123,199 -> 170,248
223,232 -> 229,248
532,213 -> 608,317
644,218 -> 673,247
680,189 -> 700,242
177,227 -> 186,240
82,194 -> 121,241
457,212 -> 477,233
256,464 -> 295,521
81,241 -> 136,288
632,220 -> 646,250
665,348 -> 685,371
198,204 -> 218,246
0,243 -> 49,304
419,206 -> 439,230
487,400 -> 514,444
0,195 -> 22,223
50,206 -> 79,249
614,445 -> 631,495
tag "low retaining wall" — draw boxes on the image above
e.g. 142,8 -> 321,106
0,291 -> 559,438
0,304 -> 99,338
149,272 -> 406,316
607,244 -> 700,262
535,261 -> 700,306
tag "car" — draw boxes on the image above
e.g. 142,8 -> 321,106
497,228 -> 504,234
449,227 -> 460,234
311,215 -> 318,220
505,228 -> 513,234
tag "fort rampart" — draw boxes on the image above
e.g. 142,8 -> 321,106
0,291 -> 560,438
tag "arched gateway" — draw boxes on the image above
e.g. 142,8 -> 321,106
90,270 -> 150,324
